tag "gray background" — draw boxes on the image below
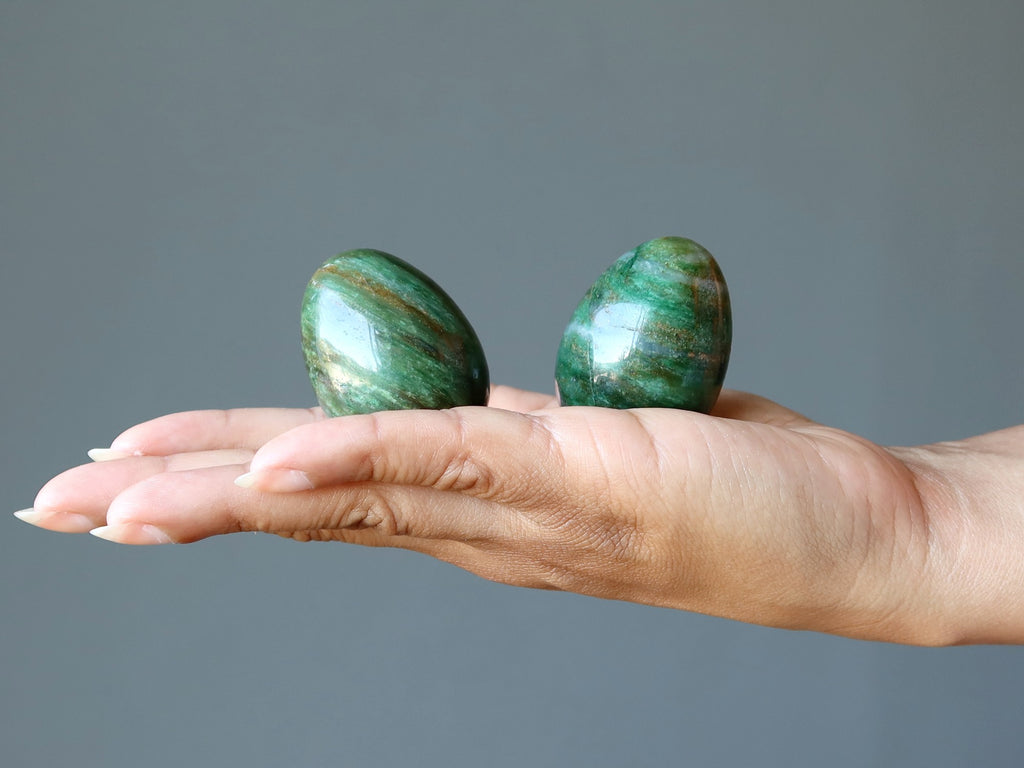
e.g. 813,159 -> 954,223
2,1 -> 1023,765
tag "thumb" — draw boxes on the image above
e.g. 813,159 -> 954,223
236,407 -> 563,505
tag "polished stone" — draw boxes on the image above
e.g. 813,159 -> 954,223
301,249 -> 489,416
555,237 -> 731,412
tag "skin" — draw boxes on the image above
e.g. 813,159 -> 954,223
20,385 -> 1024,645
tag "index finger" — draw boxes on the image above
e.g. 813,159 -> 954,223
105,407 -> 325,456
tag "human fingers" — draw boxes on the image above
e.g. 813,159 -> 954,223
231,406 -> 663,597
487,385 -> 559,412
17,449 -> 255,533
91,463 -> 530,548
96,407 -> 325,457
236,407 -> 563,500
93,392 -> 555,460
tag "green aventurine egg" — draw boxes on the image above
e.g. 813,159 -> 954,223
555,237 -> 732,413
301,249 -> 489,417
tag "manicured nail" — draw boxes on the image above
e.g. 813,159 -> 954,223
14,508 -> 95,532
88,448 -> 131,462
234,469 -> 314,493
90,523 -> 175,545
14,508 -> 47,525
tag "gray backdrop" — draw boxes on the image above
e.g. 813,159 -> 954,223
3,1 -> 1023,765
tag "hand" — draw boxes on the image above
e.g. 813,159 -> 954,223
19,385 -> 1024,645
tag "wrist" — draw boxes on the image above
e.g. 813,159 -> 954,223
897,437 -> 1024,645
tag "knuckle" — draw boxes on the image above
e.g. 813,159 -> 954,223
438,410 -> 563,502
327,486 -> 407,537
436,448 -> 496,497
431,410 -> 498,497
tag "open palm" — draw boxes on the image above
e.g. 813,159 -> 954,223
24,385 -> 1015,644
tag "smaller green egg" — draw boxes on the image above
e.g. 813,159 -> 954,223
555,237 -> 732,413
301,249 -> 489,417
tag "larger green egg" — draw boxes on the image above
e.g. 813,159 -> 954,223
555,237 -> 731,413
301,249 -> 489,417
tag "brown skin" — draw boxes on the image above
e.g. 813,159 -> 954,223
22,385 -> 1024,645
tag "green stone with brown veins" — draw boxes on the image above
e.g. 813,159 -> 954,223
302,249 -> 489,417
555,237 -> 731,413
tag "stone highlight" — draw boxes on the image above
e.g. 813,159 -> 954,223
555,237 -> 731,413
302,249 -> 489,416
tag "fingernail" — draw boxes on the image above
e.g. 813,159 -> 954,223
14,508 -> 47,525
14,508 -> 95,533
90,523 -> 175,545
234,469 -> 314,493
88,448 -> 132,462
